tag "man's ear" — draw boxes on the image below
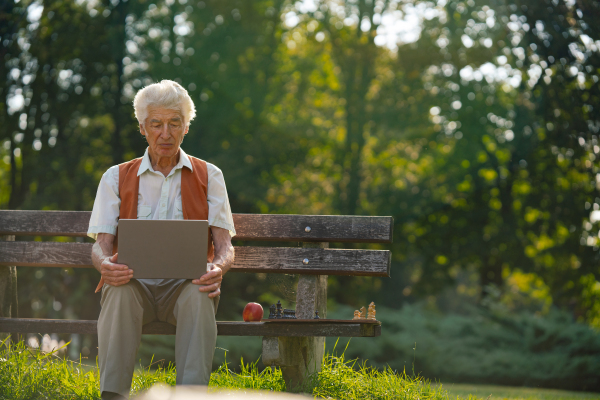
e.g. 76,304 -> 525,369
140,123 -> 146,137
184,125 -> 189,135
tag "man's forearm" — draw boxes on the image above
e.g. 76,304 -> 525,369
213,245 -> 234,274
92,233 -> 115,273
211,227 -> 234,275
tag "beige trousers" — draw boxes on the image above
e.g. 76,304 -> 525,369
98,279 -> 218,397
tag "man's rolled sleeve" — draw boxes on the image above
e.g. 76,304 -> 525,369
207,164 -> 236,237
87,166 -> 120,240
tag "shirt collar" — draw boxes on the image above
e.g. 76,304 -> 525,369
137,147 -> 193,177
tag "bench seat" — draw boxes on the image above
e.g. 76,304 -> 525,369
0,317 -> 381,337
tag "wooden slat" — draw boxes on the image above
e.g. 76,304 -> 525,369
0,211 -> 90,237
0,318 -> 381,337
262,319 -> 380,324
0,211 -> 393,243
218,321 -> 381,337
0,242 -> 93,268
0,241 -> 391,277
231,247 -> 390,276
232,214 -> 393,243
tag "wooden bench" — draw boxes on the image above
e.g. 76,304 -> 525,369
0,210 -> 392,389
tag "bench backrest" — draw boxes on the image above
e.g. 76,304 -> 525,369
0,211 -> 393,277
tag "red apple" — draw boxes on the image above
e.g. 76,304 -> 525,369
243,302 -> 264,322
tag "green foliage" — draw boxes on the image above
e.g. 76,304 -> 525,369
130,357 -> 176,394
209,356 -> 287,392
326,304 -> 600,392
0,339 -> 100,400
314,349 -> 447,400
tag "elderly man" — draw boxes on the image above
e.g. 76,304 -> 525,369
87,80 -> 235,400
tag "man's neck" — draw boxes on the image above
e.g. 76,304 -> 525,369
148,148 -> 180,177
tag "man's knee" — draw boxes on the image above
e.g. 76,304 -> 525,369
180,283 -> 211,304
176,283 -> 216,316
101,281 -> 141,308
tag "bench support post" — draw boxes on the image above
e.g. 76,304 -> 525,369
0,235 -> 18,344
262,242 -> 328,391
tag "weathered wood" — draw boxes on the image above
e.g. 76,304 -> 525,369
263,242 -> 330,390
0,211 -> 91,237
0,241 -> 93,268
0,210 -> 393,243
262,319 -> 379,324
0,235 -> 18,344
0,318 -> 381,337
296,242 -> 329,319
233,214 -> 393,243
0,241 -> 391,277
263,336 -> 322,391
219,321 -> 380,337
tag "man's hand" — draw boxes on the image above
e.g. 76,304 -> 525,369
193,264 -> 223,298
94,253 -> 134,293
193,226 -> 234,298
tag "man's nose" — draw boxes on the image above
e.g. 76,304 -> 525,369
160,124 -> 171,138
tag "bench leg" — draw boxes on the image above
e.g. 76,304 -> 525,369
0,235 -> 18,344
262,335 -> 324,391
262,241 -> 328,391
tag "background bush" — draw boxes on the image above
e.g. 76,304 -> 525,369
327,304 -> 600,392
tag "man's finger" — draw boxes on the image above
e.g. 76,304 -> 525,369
103,269 -> 130,276
197,274 -> 222,283
193,275 -> 222,285
198,283 -> 220,292
106,276 -> 131,286
208,288 -> 221,298
196,269 -> 221,282
106,275 -> 130,284
104,269 -> 133,277
114,277 -> 131,285
105,262 -> 130,271
199,271 -> 217,280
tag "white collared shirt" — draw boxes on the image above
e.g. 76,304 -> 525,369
87,147 -> 236,239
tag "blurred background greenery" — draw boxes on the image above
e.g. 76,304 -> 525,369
1,0 -> 600,392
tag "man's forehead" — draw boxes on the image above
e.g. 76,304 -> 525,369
146,107 -> 183,120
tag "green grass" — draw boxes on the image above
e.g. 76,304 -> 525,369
0,339 -> 596,400
442,383 -> 600,400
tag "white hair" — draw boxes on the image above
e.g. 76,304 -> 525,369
133,80 -> 196,126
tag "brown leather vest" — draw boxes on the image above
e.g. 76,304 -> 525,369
112,155 -> 214,262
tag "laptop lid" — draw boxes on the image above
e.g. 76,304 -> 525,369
117,219 -> 209,279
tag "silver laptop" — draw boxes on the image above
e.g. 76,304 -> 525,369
117,219 -> 209,279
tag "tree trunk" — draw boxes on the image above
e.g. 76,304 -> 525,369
109,0 -> 128,165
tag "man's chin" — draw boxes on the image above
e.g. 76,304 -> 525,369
155,145 -> 177,156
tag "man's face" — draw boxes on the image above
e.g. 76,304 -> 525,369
140,107 -> 189,159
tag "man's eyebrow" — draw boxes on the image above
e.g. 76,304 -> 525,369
170,117 -> 181,121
